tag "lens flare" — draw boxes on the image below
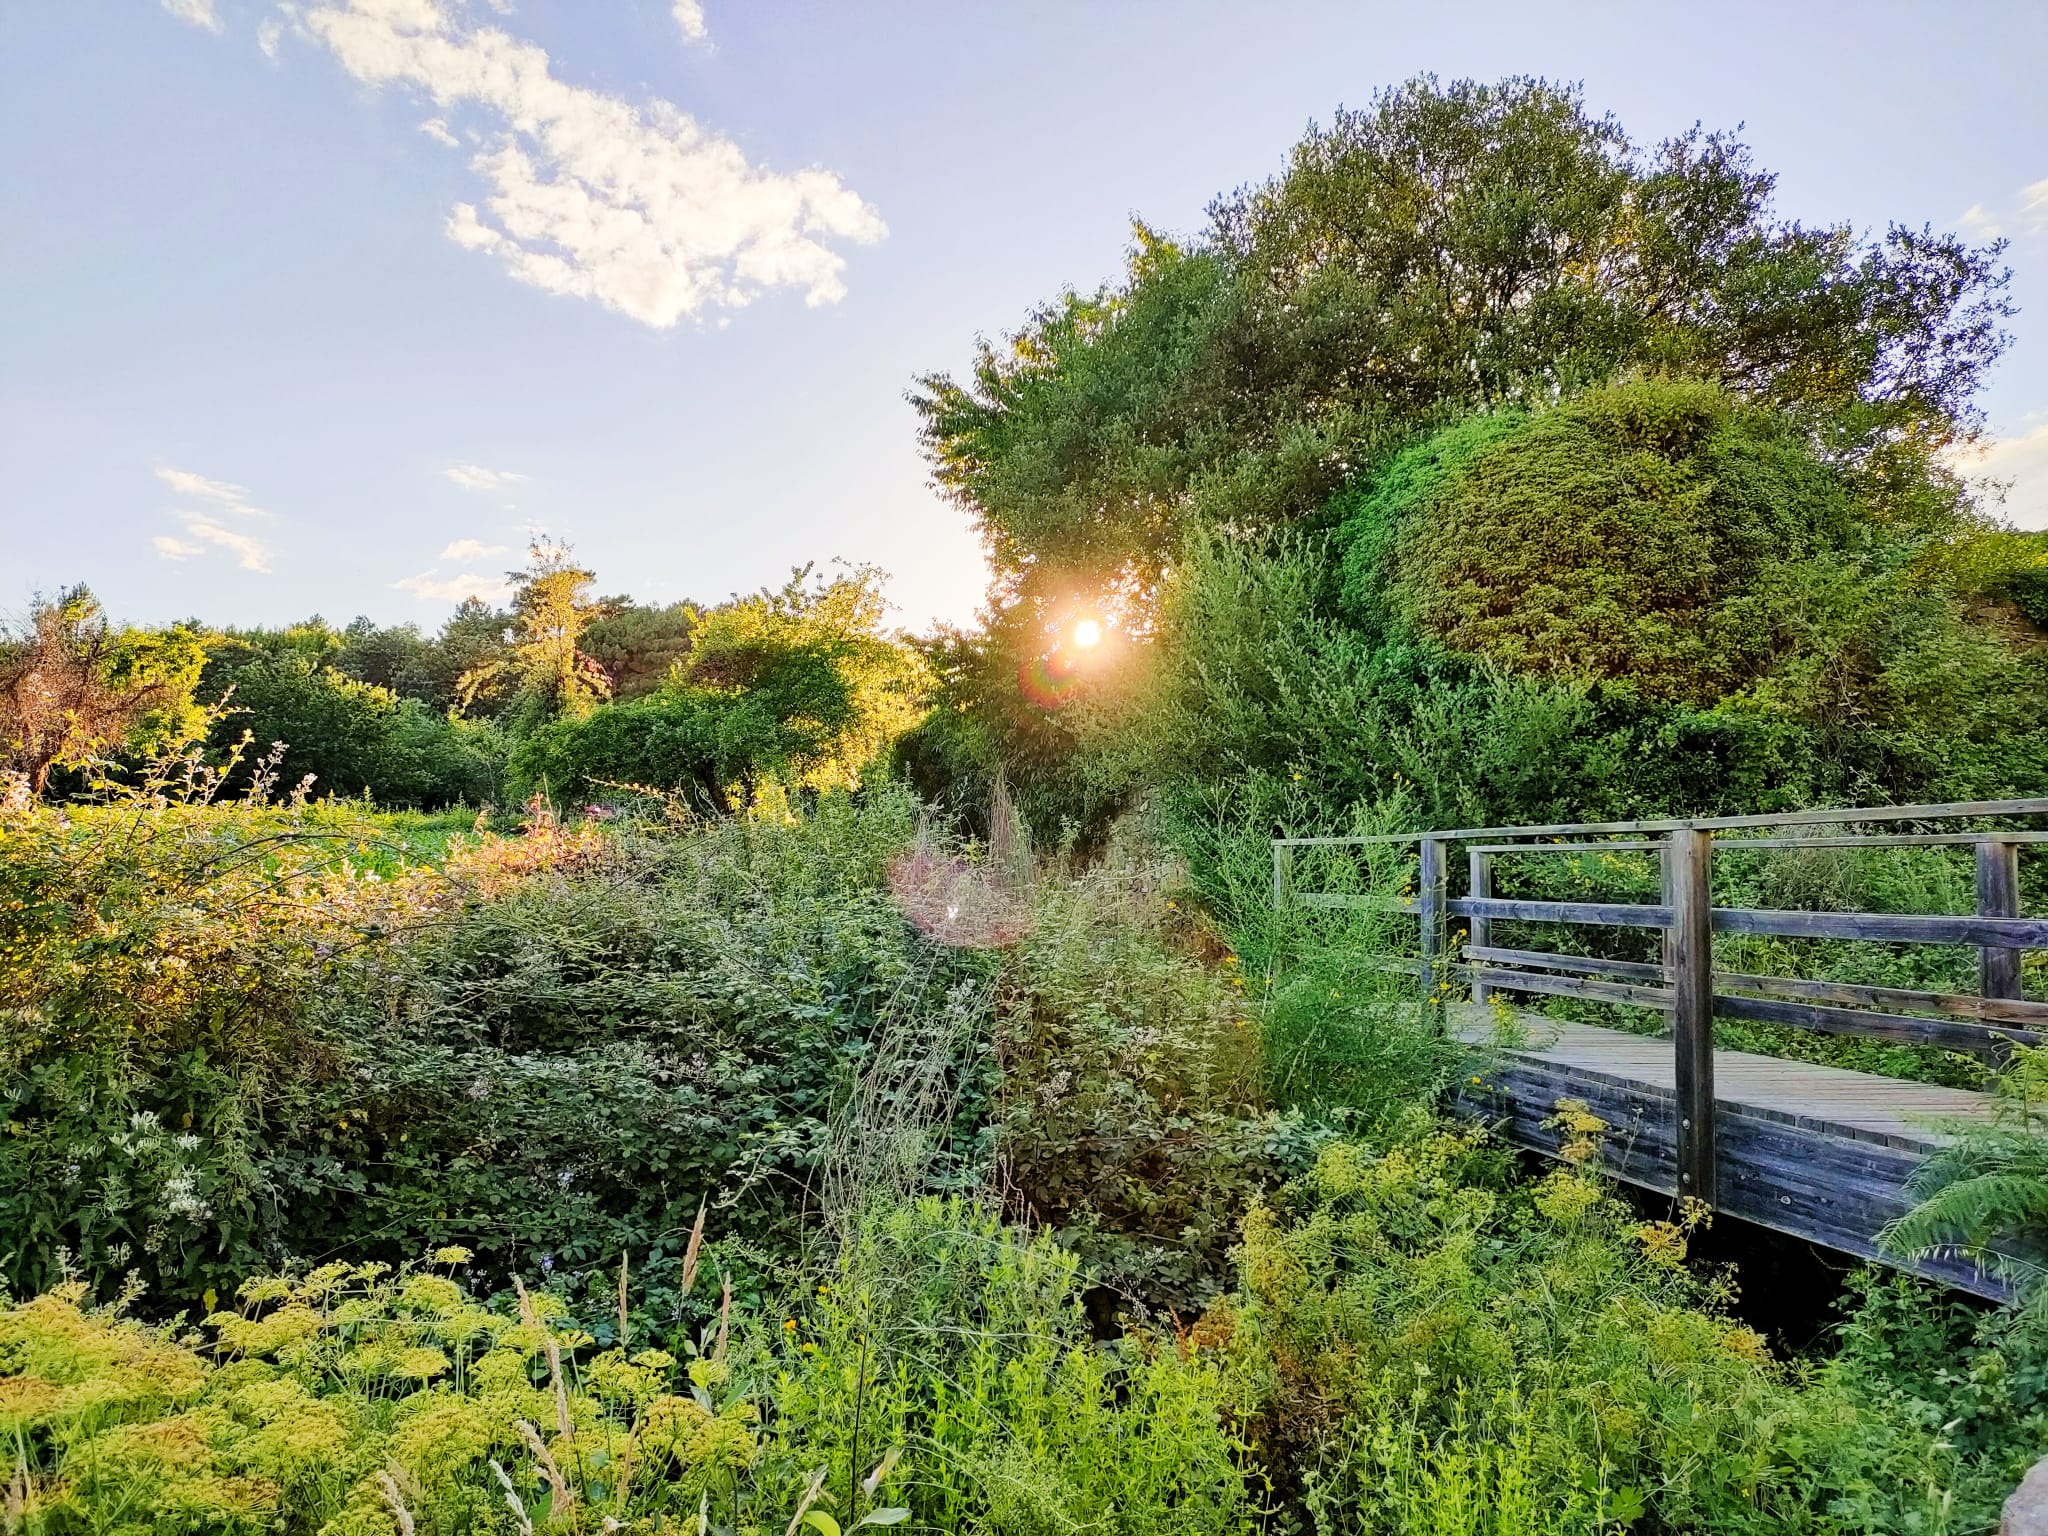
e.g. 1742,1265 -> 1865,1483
1072,618 -> 1103,648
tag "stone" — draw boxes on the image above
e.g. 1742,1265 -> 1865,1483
2005,1456 -> 2048,1536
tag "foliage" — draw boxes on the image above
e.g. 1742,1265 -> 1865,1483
459,539 -> 616,723
1216,1126 -> 1988,1533
760,1198 -> 1258,1535
915,74 -> 2011,638
989,816 -> 1311,1314
1888,1046 -> 2048,1307
0,587 -> 206,797
510,567 -> 932,811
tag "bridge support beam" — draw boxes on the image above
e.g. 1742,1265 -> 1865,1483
1666,827 -> 1716,1206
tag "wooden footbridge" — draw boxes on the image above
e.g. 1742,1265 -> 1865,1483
1274,800 -> 2048,1299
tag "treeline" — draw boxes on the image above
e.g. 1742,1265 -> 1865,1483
903,76 -> 2048,841
1,544 -> 930,814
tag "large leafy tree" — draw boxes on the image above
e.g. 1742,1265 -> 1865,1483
916,76 -> 2012,618
459,538 -> 615,721
0,588 -> 205,797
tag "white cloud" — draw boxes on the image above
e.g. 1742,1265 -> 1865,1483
672,0 -> 708,41
442,460 -> 527,491
175,513 -> 275,572
161,0 -> 223,32
1959,176 -> 2048,245
156,465 -> 260,508
394,569 -> 513,603
257,17 -> 284,58
301,0 -> 885,327
419,115 -> 460,147
438,538 -> 510,561
156,465 -> 278,571
2019,178 -> 2048,241
1961,422 -> 2048,530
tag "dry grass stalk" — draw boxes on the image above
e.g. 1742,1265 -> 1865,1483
617,1250 -> 631,1348
374,1468 -> 417,1536
489,1460 -> 536,1536
516,1420 -> 574,1513
680,1201 -> 707,1298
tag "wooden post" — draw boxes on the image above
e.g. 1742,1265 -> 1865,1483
1977,837 -> 2022,1001
1665,827 -> 1716,1206
1468,848 -> 1494,1005
1272,841 -> 1294,914
1418,836 -> 1447,1010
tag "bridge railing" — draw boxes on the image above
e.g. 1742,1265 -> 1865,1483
1273,799 -> 2048,1204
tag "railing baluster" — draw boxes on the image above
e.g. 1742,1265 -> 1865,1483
1418,836 -> 1447,1010
1666,827 -> 1716,1206
1272,840 -> 1295,914
1468,848 -> 1494,1005
1977,837 -> 2022,1002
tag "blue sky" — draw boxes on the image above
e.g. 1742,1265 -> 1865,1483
5,1 -> 2047,634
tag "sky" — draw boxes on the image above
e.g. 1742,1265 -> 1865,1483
4,0 -> 2047,636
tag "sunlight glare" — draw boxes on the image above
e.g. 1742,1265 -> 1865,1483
1072,618 -> 1103,649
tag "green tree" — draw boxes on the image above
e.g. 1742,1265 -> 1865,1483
0,588 -> 205,796
458,538 -> 614,720
511,566 -> 932,810
915,75 -> 2010,624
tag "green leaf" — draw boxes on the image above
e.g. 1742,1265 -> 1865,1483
857,1511 -> 911,1528
801,1513 -> 843,1536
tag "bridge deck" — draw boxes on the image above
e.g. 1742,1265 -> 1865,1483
1447,1004 -> 2004,1298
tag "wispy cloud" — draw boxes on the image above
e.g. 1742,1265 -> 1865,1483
394,568 -> 513,604
1958,176 -> 2048,245
1960,421 -> 2048,530
257,17 -> 283,59
154,465 -> 278,571
419,116 -> 460,148
300,0 -> 885,327
438,538 -> 510,561
161,0 -> 223,33
442,460 -> 527,492
672,0 -> 708,42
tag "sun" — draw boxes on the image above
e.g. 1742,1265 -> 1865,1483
1071,618 -> 1103,649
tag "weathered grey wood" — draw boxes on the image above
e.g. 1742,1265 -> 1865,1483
1298,892 -> 1419,913
1418,836 -> 1447,1005
1978,838 -> 2023,1001
1469,966 -> 1675,1011
1712,908 -> 2048,948
1448,897 -> 1674,930
1714,970 -> 2048,1027
1462,945 -> 1668,984
1712,993 -> 2037,1055
1273,796 -> 2048,848
1466,840 -> 1671,854
1719,832 -> 2048,849
1668,829 -> 1716,1206
1468,850 -> 1494,1004
1272,840 -> 1293,911
1446,1008 -> 2005,1298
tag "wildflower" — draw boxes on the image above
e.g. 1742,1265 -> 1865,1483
783,1319 -> 798,1332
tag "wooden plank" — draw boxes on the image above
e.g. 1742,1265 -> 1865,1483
1449,897 -> 1673,929
1464,945 -> 1666,983
1714,970 -> 2048,1027
1445,1019 -> 2005,1299
1297,892 -> 1419,913
1418,835 -> 1447,1003
1468,849 -> 1494,1005
1712,993 -> 2034,1056
1465,840 -> 1670,854
1274,796 -> 2048,848
1272,840 -> 1292,911
1719,832 -> 2048,849
1712,908 -> 2048,948
1667,829 -> 1716,1206
1978,839 -> 2023,1001
1470,966 -> 1675,1011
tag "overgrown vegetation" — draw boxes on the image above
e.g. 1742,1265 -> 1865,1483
11,69 -> 2048,1535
